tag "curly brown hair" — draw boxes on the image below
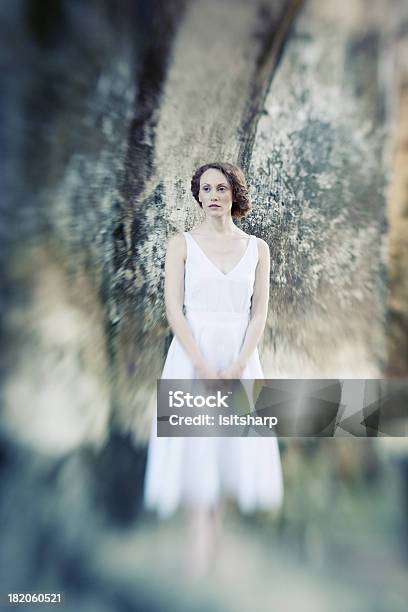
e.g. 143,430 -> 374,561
190,162 -> 252,219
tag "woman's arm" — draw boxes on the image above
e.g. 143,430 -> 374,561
164,234 -> 219,378
219,238 -> 270,378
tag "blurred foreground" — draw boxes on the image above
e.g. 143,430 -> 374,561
0,435 -> 407,611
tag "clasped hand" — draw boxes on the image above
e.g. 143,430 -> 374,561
195,359 -> 245,382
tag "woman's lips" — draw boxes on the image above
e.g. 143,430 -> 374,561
209,204 -> 220,208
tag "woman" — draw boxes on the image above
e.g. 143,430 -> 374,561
144,162 -> 283,575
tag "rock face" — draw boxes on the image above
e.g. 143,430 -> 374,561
247,0 -> 395,378
386,17 -> 408,378
1,0 -> 296,452
1,0 -> 408,602
0,0 -> 407,515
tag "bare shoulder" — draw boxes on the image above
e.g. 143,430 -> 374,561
166,232 -> 186,257
256,237 -> 270,258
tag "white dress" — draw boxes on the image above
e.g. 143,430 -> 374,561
144,231 -> 284,518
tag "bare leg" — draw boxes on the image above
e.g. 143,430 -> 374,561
186,504 -> 223,578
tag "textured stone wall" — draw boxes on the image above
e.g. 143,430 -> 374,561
386,17 -> 408,377
248,0 -> 395,378
1,0 -> 408,597
0,0 -> 406,455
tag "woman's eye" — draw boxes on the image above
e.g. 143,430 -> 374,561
219,187 -> 225,191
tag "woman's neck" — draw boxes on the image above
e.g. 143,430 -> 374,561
199,218 -> 238,236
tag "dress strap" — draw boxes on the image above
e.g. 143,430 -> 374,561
183,231 -> 191,261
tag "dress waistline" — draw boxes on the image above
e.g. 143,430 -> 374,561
184,307 -> 250,321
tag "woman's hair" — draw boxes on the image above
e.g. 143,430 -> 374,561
190,162 -> 252,219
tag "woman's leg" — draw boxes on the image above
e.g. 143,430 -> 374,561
186,503 -> 223,577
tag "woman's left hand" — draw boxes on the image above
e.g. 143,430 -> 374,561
218,360 -> 246,380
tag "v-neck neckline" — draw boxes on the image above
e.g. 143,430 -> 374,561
187,232 -> 252,277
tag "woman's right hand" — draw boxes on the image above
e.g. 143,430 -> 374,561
195,362 -> 220,393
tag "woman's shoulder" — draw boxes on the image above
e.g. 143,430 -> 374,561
166,232 -> 187,255
240,230 -> 269,251
255,237 -> 270,260
255,236 -> 269,250
246,235 -> 269,258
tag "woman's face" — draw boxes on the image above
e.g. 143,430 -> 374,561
198,168 -> 233,217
